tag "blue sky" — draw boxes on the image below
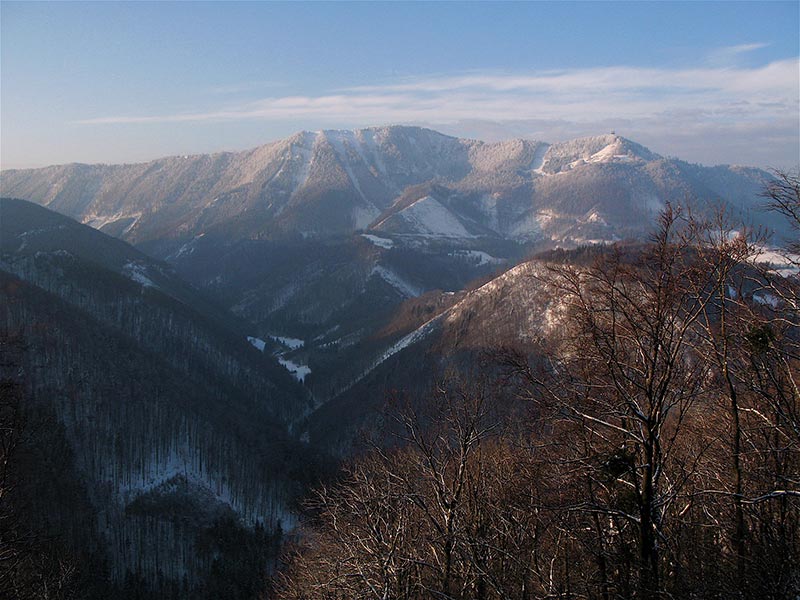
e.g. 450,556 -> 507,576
2,1 -> 798,169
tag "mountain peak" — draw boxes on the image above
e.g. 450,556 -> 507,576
538,134 -> 661,174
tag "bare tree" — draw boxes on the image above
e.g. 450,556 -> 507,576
505,207 -> 727,597
683,211 -> 761,591
279,192 -> 799,599
277,380 -> 551,600
762,169 -> 800,256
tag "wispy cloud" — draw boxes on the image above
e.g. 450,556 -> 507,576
76,58 -> 799,128
706,42 -> 770,66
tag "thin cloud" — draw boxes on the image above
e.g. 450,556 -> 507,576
706,42 -> 770,66
75,59 -> 799,128
726,42 -> 770,54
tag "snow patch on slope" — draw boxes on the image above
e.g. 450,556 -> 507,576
278,358 -> 311,382
380,318 -> 440,362
326,130 -> 368,202
359,129 -> 389,175
540,135 -> 660,174
247,336 -> 267,352
588,139 -> 638,163
116,444 -> 293,529
753,292 -> 780,308
475,194 -> 500,232
449,250 -> 503,266
361,233 -> 394,249
354,204 -> 381,229
530,143 -> 550,174
333,261 -> 545,400
339,313 -> 444,396
392,196 -> 474,238
372,265 -> 422,297
642,193 -> 665,213
586,211 -> 607,225
83,212 -> 142,231
123,261 -> 156,288
753,246 -> 800,275
508,211 -> 544,240
291,140 -> 314,188
169,233 -> 205,260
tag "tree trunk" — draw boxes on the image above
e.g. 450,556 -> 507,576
639,440 -> 659,599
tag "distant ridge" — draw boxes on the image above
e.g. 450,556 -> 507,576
0,126 -> 778,248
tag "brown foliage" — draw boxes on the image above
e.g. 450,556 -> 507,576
277,197 -> 799,599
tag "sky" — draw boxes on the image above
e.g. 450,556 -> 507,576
1,1 -> 798,170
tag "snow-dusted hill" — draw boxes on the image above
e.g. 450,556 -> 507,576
0,126 -> 779,249
301,254 -> 567,451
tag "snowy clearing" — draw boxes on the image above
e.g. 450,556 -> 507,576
278,358 -> 311,382
269,335 -> 304,350
449,249 -> 503,266
247,336 -> 267,352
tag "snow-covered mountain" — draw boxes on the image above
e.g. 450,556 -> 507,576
4,127 -> 783,420
0,127 -> 779,249
6,127 -> 779,412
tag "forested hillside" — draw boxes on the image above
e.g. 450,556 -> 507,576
0,200 -> 328,598
278,176 -> 800,599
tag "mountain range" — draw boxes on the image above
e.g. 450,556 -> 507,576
1,126 -> 792,596
4,127 -> 784,399
1,126 -> 782,249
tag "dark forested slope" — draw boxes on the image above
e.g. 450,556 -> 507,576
0,199 -> 326,597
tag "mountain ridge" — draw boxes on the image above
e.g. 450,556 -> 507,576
2,126 -> 776,250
